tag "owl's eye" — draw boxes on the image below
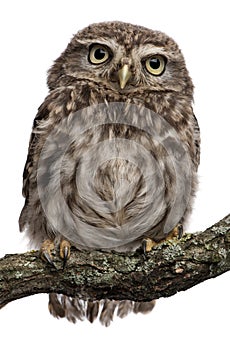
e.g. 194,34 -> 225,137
89,45 -> 110,64
145,55 -> 166,76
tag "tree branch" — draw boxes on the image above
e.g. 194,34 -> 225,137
0,214 -> 229,309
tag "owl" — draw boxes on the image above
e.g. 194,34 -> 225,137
19,21 -> 200,326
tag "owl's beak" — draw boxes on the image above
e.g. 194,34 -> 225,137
118,64 -> 132,89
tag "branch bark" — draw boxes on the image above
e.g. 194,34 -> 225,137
0,214 -> 229,309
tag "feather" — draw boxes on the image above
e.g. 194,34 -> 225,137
117,300 -> 134,318
99,300 -> 118,327
133,300 -> 156,314
86,301 -> 100,323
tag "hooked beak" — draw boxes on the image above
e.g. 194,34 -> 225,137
118,64 -> 132,89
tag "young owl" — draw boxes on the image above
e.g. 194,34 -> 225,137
19,21 -> 200,326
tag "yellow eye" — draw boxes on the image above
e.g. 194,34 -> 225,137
89,45 -> 110,64
145,55 -> 166,76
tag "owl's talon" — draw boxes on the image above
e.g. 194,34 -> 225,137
41,239 -> 56,267
142,238 -> 157,254
60,239 -> 71,268
171,224 -> 183,239
177,224 -> 183,239
42,251 -> 56,267
63,246 -> 69,259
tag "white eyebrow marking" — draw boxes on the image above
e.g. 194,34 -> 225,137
132,44 -> 169,58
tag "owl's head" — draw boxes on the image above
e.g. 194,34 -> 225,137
47,21 -> 193,96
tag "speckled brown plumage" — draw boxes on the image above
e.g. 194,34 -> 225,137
19,21 -> 200,326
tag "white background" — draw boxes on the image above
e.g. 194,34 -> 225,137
0,1 -> 229,349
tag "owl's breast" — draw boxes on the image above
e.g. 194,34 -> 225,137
37,102 -> 194,250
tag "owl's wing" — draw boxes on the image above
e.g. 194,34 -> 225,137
19,116 -> 43,231
19,87 -> 77,232
22,134 -> 38,199
21,86 -> 77,199
21,100 -> 50,199
193,113 -> 200,169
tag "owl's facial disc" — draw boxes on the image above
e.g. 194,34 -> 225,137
118,64 -> 132,89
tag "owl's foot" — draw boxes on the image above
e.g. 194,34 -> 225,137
41,238 -> 71,268
142,224 -> 183,254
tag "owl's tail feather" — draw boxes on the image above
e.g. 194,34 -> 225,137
48,294 -> 155,326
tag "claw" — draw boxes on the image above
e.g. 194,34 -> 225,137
63,246 -> 70,259
41,239 -> 56,268
177,224 -> 183,239
171,224 -> 183,239
142,239 -> 147,256
42,251 -> 56,268
142,238 -> 157,255
60,239 -> 71,268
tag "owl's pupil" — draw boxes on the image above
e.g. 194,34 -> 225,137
94,48 -> 106,60
149,58 -> 160,69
